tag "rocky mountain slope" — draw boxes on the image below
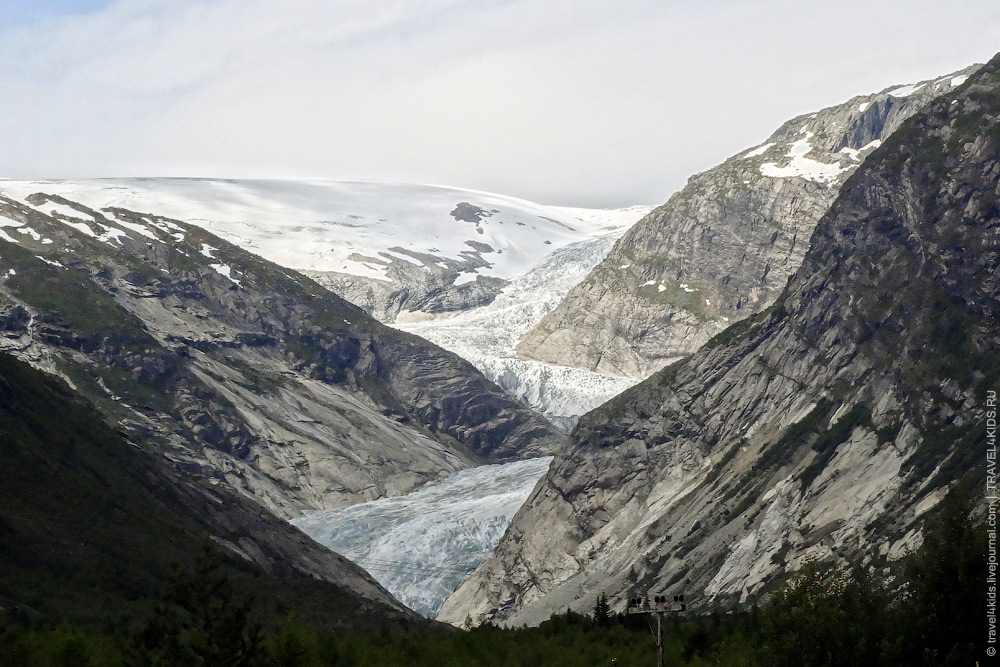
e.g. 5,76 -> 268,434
517,65 -> 980,378
0,349 -> 414,627
439,55 -> 1000,627
0,189 -> 563,518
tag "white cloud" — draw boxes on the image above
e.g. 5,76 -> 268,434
1,0 -> 998,206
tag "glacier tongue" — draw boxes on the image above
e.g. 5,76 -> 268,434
291,457 -> 552,618
393,233 -> 639,430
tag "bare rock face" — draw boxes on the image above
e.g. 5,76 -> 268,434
307,268 -> 508,323
440,56 -> 1000,626
0,192 -> 563,519
517,66 -> 980,379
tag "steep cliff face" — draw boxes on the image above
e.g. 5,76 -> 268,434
440,56 -> 1000,626
0,191 -> 563,518
517,66 -> 980,379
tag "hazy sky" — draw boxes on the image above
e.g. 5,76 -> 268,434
1,1 -> 998,207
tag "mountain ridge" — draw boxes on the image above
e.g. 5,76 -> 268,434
0,178 -> 646,323
439,54 -> 1000,627
516,64 -> 982,378
0,349 -> 418,627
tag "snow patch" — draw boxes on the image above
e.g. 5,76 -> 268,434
97,226 -> 131,245
742,142 -> 774,159
950,74 -> 969,87
453,272 -> 478,286
31,201 -> 97,222
35,255 -> 65,269
839,147 -> 861,162
887,83 -> 924,97
105,212 -> 157,239
760,133 -> 848,184
210,263 -> 241,286
57,219 -> 98,238
857,102 -> 870,113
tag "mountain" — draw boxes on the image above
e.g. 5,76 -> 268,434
0,187 -> 563,518
0,178 -> 650,428
439,55 -> 1000,627
516,65 -> 981,378
0,349 -> 415,627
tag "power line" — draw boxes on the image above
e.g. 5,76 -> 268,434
625,593 -> 687,667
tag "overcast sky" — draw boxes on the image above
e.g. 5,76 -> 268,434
1,1 -> 998,207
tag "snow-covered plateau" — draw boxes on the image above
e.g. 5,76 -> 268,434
292,457 -> 553,618
0,178 -> 637,282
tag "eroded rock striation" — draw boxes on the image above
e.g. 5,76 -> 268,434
440,56 -> 1000,627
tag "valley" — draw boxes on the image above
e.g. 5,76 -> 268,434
0,6 -> 993,662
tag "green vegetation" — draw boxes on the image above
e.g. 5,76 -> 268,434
703,299 -> 785,351
0,483 -> 985,666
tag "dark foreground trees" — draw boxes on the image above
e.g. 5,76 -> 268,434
0,490 -> 986,666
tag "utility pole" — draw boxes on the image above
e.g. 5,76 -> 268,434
626,594 -> 686,667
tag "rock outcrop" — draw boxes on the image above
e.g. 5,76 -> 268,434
517,66 -> 981,378
440,55 -> 1000,626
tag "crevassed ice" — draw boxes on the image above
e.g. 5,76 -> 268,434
394,234 -> 639,429
292,457 -> 553,618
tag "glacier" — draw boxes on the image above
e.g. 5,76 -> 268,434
292,457 -> 553,618
393,233 -> 639,430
